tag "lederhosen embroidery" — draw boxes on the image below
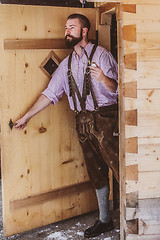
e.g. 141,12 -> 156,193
67,45 -> 119,185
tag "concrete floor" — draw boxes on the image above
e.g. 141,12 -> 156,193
0,183 -> 120,240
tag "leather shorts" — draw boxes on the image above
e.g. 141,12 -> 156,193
76,104 -> 119,189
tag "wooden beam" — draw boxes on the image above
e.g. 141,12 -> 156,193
122,4 -> 136,13
125,109 -> 137,126
125,164 -> 138,181
126,234 -> 160,240
4,39 -> 67,50
123,25 -> 136,42
98,2 -> 119,24
124,82 -> 137,98
126,191 -> 138,208
124,53 -> 137,70
4,38 -> 96,50
125,137 -> 138,153
126,219 -> 139,234
10,181 -> 92,211
126,197 -> 160,220
139,219 -> 160,235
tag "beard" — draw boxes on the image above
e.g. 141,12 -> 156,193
65,29 -> 83,49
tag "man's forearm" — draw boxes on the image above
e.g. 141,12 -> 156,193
101,75 -> 118,93
24,94 -> 51,121
14,94 -> 52,130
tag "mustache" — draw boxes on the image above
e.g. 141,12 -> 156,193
65,34 -> 73,38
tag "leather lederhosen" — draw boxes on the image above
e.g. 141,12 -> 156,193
67,45 -> 119,189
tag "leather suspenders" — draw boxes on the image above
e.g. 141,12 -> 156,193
67,45 -> 98,113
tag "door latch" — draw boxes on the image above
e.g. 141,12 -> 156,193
9,119 -> 17,130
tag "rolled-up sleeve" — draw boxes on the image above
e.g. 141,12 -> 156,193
99,50 -> 118,83
42,62 -> 65,105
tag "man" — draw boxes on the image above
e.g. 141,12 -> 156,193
15,14 -> 119,238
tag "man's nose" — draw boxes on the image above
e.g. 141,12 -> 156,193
65,28 -> 70,36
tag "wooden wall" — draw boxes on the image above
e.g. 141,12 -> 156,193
123,2 -> 160,239
0,4 -> 99,236
88,0 -> 160,239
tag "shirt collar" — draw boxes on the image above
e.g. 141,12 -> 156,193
73,42 -> 94,60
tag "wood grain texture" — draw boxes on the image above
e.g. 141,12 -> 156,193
126,191 -> 138,208
126,219 -> 138,234
123,25 -> 136,42
4,38 -> 96,50
126,197 -> 160,219
0,4 -> 98,237
125,164 -> 138,181
126,153 -> 160,172
98,2 -> 119,24
122,4 -> 136,13
125,109 -> 137,126
126,171 -> 160,199
124,53 -> 137,70
126,234 -> 160,240
139,219 -> 160,235
116,4 -> 127,240
124,82 -> 137,98
4,39 -> 67,50
125,137 -> 138,153
98,25 -> 110,51
10,181 -> 93,211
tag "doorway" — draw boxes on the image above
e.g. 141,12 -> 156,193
97,1 -> 121,210
0,2 -> 123,239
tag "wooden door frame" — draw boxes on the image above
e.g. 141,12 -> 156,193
96,2 -> 125,239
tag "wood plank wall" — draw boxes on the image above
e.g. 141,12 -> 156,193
123,1 -> 160,239
88,0 -> 160,239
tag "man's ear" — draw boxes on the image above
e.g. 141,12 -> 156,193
82,27 -> 88,36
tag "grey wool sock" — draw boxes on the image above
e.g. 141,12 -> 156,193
95,184 -> 111,223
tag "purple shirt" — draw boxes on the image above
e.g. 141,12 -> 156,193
42,42 -> 118,112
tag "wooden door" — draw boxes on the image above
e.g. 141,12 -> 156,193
0,4 -> 98,236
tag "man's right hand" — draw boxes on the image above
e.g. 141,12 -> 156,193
14,116 -> 29,130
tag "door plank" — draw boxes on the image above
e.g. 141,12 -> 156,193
10,181 -> 92,211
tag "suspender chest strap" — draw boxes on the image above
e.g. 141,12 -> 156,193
67,44 -> 98,113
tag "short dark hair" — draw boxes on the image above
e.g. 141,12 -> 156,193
67,14 -> 90,32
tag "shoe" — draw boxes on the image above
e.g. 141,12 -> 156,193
84,219 -> 114,238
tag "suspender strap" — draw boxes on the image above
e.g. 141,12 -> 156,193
68,44 -> 98,112
88,44 -> 97,63
68,53 -> 84,111
82,44 -> 98,111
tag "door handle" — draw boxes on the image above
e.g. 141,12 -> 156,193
9,119 -> 17,130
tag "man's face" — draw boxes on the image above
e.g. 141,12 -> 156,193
65,18 -> 83,48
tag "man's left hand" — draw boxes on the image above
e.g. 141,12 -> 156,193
89,63 -> 104,83
89,63 -> 118,93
